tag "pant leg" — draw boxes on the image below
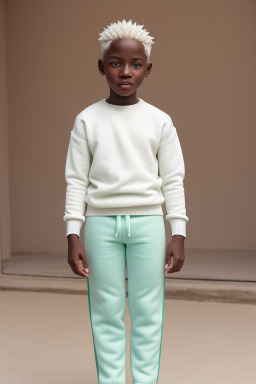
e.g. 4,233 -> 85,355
126,215 -> 166,384
84,216 -> 127,384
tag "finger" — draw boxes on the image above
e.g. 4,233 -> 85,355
176,254 -> 185,271
81,269 -> 90,277
165,251 -> 171,272
177,258 -> 184,271
165,258 -> 172,272
171,256 -> 184,273
68,257 -> 88,277
165,252 -> 174,273
80,254 -> 89,273
81,265 -> 90,276
165,263 -> 170,272
73,259 -> 89,277
168,256 -> 180,273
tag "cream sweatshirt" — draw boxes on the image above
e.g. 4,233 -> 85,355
63,98 -> 189,238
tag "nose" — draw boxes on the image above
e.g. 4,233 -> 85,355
120,64 -> 132,77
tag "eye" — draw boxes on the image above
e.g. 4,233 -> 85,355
133,63 -> 142,68
110,61 -> 120,66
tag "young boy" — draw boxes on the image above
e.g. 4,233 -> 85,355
63,19 -> 189,384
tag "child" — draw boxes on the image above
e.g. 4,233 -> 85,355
63,19 -> 189,384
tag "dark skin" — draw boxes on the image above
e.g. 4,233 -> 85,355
68,38 -> 185,277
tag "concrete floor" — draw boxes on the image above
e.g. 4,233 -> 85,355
3,248 -> 256,282
0,290 -> 256,384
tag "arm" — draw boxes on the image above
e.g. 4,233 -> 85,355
156,116 -> 189,273
63,115 -> 92,277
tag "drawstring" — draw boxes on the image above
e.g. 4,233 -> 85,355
126,215 -> 131,237
115,215 -> 121,237
115,215 -> 131,238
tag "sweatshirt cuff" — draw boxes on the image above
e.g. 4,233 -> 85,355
169,219 -> 186,238
66,219 -> 83,238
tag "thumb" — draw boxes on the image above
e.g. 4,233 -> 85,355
165,250 -> 171,267
81,253 -> 89,273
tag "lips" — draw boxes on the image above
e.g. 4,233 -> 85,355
118,82 -> 133,89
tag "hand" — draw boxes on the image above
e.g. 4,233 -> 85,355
165,235 -> 185,274
67,234 -> 89,278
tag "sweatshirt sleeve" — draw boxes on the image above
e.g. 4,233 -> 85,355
63,115 -> 92,238
157,116 -> 189,238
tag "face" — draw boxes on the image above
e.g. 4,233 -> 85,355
98,38 -> 152,98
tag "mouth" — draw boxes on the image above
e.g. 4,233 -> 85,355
118,82 -> 133,89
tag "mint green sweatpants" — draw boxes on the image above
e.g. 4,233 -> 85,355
84,215 -> 166,384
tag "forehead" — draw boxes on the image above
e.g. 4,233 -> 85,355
106,38 -> 146,59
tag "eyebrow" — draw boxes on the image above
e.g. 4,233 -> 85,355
108,55 -> 144,61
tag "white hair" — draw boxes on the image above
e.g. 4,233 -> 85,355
98,19 -> 155,63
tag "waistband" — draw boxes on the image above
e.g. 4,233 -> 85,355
85,204 -> 163,216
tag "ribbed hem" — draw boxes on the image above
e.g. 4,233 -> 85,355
169,218 -> 186,238
66,219 -> 83,237
85,204 -> 163,216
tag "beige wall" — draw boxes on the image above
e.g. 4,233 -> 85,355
2,0 -> 256,257
0,0 -> 11,262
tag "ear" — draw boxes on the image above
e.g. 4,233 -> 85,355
98,59 -> 105,75
145,62 -> 152,78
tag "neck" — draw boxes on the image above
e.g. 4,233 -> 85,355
105,90 -> 139,106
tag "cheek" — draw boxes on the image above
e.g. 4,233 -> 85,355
135,73 -> 146,84
106,70 -> 118,82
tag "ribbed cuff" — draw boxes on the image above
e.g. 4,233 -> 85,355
66,219 -> 83,238
169,219 -> 186,238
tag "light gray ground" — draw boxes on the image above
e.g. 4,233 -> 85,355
0,290 -> 255,384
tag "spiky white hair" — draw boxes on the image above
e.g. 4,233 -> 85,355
98,19 -> 155,63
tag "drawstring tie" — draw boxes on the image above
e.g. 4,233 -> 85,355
115,215 -> 131,238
